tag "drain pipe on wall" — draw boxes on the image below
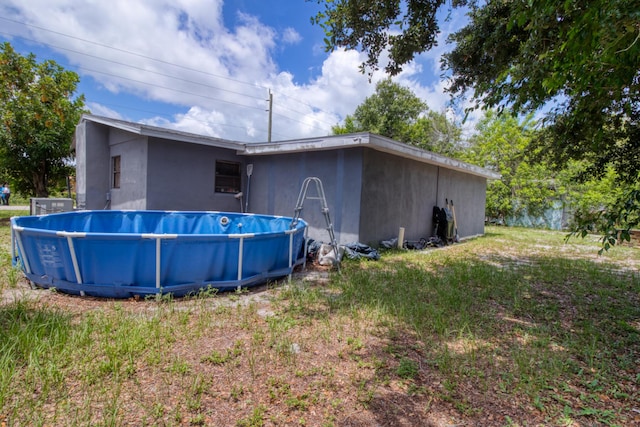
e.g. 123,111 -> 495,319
235,192 -> 244,213
245,164 -> 253,212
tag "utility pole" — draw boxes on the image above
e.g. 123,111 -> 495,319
266,89 -> 273,142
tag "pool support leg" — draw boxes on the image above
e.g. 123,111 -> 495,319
229,233 -> 255,291
142,234 -> 178,294
285,228 -> 296,282
12,226 -> 32,274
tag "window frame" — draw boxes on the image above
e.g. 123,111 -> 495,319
111,155 -> 121,189
214,160 -> 241,194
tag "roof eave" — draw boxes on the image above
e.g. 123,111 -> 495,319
81,114 -> 246,151
241,132 -> 501,180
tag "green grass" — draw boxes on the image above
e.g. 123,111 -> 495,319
332,227 -> 639,422
0,218 -> 638,426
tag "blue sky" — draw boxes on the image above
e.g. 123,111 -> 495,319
0,0 -> 472,142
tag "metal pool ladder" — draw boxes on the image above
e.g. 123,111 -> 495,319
291,177 -> 340,270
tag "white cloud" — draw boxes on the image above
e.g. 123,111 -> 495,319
281,28 -> 302,45
0,0 -> 471,142
143,106 -> 227,138
86,102 -> 124,120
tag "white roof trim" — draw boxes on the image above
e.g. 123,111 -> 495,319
80,115 -> 500,180
81,114 -> 246,151
241,133 -> 501,180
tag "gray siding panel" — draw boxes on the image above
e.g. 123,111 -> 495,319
435,168 -> 487,238
146,138 -> 243,211
247,149 -> 363,244
360,151 -> 487,244
108,131 -> 148,210
360,150 -> 439,245
75,121 -> 111,210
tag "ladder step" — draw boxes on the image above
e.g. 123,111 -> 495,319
293,177 -> 340,270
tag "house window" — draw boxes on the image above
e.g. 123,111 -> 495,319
111,155 -> 121,189
215,161 -> 241,193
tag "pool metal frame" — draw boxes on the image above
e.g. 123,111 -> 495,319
11,211 -> 307,298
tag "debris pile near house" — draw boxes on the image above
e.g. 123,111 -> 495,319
343,242 -> 380,260
306,239 -> 380,265
306,197 -> 466,262
380,236 -> 446,250
379,199 -> 462,251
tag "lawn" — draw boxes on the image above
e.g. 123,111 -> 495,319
0,211 -> 638,426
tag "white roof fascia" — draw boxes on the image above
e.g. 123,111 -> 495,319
368,134 -> 501,179
80,116 -> 500,180
241,132 -> 501,180
242,133 -> 370,154
81,114 -> 246,151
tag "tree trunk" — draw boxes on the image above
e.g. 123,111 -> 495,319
33,171 -> 48,198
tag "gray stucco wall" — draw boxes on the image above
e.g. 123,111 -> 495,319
360,150 -> 439,245
75,121 -> 110,210
433,168 -> 487,239
75,117 -> 488,246
246,148 -> 364,244
360,150 -> 487,245
108,129 -> 148,210
146,138 -> 244,211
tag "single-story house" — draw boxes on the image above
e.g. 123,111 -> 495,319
74,114 -> 499,246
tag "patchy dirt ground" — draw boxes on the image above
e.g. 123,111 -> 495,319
2,242 -> 639,426
3,269 -> 484,426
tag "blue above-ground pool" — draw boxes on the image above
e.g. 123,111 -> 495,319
11,210 -> 307,298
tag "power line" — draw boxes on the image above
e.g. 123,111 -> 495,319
79,63 -> 334,133
0,16 -> 266,92
91,102 -> 252,132
90,100 -> 297,141
2,29 -> 337,133
0,18 -> 340,134
0,16 -> 339,117
0,30 -> 265,103
79,65 -> 266,111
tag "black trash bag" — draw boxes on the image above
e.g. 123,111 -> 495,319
432,206 -> 441,236
434,206 -> 449,243
343,242 -> 380,260
403,238 -> 427,250
426,236 -> 445,247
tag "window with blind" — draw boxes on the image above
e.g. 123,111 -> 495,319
215,160 -> 241,193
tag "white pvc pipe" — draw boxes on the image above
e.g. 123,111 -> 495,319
155,238 -> 161,289
10,222 -> 15,265
228,233 -> 255,239
141,233 -> 179,239
237,237 -> 244,284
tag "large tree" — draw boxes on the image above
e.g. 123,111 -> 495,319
333,78 -> 427,140
463,111 -> 554,223
333,78 -> 462,155
314,0 -> 639,246
312,0 -> 457,76
442,0 -> 639,182
0,42 -> 85,197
